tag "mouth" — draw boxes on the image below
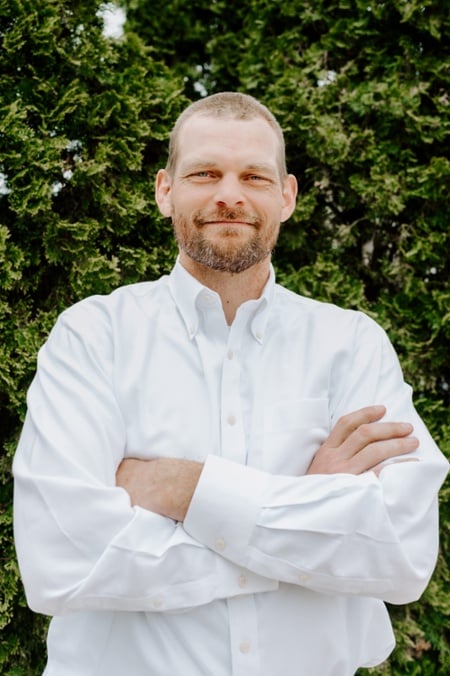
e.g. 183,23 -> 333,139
204,220 -> 252,225
193,209 -> 260,230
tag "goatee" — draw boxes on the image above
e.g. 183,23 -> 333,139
173,207 -> 278,274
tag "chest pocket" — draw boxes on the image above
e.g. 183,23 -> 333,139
262,398 -> 329,475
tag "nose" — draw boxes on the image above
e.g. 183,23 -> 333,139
214,173 -> 245,207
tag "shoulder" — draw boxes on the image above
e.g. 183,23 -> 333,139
60,277 -> 168,328
44,277 -> 170,356
275,283 -> 378,325
272,283 -> 390,352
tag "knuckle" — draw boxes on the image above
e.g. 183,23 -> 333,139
337,412 -> 351,425
396,438 -> 416,454
357,423 -> 374,440
337,412 -> 357,432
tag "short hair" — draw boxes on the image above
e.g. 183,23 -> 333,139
165,92 -> 288,179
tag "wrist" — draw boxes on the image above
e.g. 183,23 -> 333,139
158,458 -> 203,522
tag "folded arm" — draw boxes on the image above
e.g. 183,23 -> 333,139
116,321 -> 448,606
118,405 -> 440,604
116,404 -> 418,522
13,302 -> 448,617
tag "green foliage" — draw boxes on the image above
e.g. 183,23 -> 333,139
1,0 -> 449,673
0,0 -> 186,670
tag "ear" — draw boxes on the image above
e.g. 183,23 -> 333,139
155,169 -> 173,218
280,174 -> 298,223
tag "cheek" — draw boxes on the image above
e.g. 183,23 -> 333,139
255,189 -> 284,213
259,198 -> 285,225
173,193 -> 207,220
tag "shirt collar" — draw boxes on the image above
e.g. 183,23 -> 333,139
168,258 -> 275,343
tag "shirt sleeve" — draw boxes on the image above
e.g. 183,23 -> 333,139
13,305 -> 277,617
184,314 -> 449,605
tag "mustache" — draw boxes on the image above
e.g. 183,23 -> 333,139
193,207 -> 261,228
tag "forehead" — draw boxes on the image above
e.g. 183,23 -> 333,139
175,114 -> 281,172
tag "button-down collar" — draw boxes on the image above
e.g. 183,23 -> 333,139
168,258 -> 275,343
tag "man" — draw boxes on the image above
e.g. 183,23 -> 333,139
13,92 -> 448,675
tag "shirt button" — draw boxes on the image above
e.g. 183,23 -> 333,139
299,573 -> 309,584
152,597 -> 163,609
215,537 -> 226,551
239,641 -> 251,654
227,349 -> 234,360
227,415 -> 236,426
238,574 -> 248,588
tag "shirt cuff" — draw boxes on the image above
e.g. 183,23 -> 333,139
184,455 -> 270,566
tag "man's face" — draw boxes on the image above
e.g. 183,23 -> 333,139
156,114 -> 297,274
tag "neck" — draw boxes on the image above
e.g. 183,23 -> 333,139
179,252 -> 271,324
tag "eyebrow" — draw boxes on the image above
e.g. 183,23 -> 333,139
179,160 -> 218,175
243,163 -> 278,176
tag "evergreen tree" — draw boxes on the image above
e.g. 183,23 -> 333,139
0,1 -> 185,670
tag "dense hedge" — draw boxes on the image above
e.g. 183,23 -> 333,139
1,0 -> 449,673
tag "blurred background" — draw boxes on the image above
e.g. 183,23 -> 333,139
0,1 -> 448,673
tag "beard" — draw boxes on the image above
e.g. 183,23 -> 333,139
172,206 -> 279,274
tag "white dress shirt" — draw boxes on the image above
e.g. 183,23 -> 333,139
13,260 -> 448,676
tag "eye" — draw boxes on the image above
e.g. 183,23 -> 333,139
183,170 -> 219,183
245,174 -> 272,184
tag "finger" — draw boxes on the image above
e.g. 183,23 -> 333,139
349,435 -> 419,474
342,421 -> 414,459
326,405 -> 386,447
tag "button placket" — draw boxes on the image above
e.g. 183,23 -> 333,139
228,595 -> 261,675
220,335 -> 245,463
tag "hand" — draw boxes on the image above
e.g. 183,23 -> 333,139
306,405 -> 419,476
116,457 -> 203,522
